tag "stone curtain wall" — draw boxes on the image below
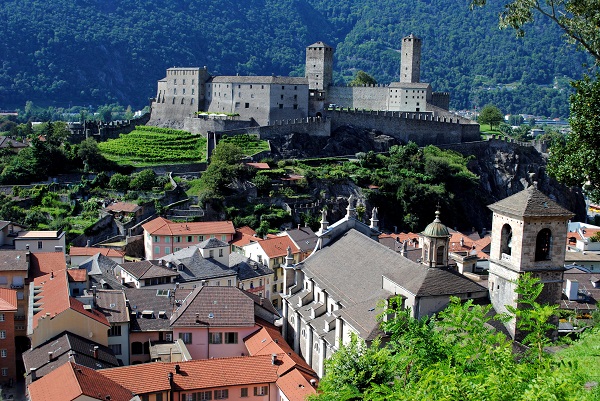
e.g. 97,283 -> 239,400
328,86 -> 388,110
329,109 -> 481,146
183,117 -> 256,136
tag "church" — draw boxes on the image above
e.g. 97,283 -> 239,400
280,186 -> 573,377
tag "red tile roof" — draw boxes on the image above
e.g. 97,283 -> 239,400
69,247 -> 125,258
32,270 -> 109,329
231,227 -> 263,248
258,236 -> 300,259
100,355 -> 280,395
30,252 -> 67,279
66,269 -> 87,282
245,162 -> 270,169
28,362 -> 134,401
142,217 -> 235,236
104,202 -> 141,213
0,288 -> 17,311
379,232 -> 420,244
276,367 -> 317,401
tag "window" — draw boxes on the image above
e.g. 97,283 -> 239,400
187,391 -> 212,401
108,325 -> 122,337
224,332 -> 238,344
165,247 -> 170,254
131,342 -> 143,354
278,104 -> 283,109
109,344 -> 122,355
209,332 -> 222,344
221,235 -> 227,241
38,241 -> 43,249
280,94 -> 284,100
156,394 -> 163,401
0,314 -> 4,322
209,250 -> 214,258
0,349 -> 6,357
187,236 -> 193,242
219,249 -> 223,258
254,386 -> 268,396
179,332 -> 193,344
214,389 -> 228,399
141,395 -> 149,401
535,228 -> 553,261
165,333 -> 173,342
183,79 -> 186,85
0,331 -> 5,339
244,102 -> 249,108
241,388 -> 248,397
175,236 -> 182,243
154,246 -> 160,255
199,235 -> 204,242
0,277 -> 6,285
227,279 -> 232,286
165,237 -> 170,243
1,368 -> 6,377
501,224 -> 513,256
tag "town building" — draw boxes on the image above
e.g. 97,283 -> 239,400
487,186 -> 574,339
142,217 -> 235,260
0,221 -> 26,249
281,199 -> 488,376
0,288 -> 17,385
69,246 -> 125,267
14,230 -> 66,253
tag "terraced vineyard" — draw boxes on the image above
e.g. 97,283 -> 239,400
219,134 -> 270,155
98,126 -> 207,165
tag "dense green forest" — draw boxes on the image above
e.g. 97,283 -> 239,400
0,0 -> 593,117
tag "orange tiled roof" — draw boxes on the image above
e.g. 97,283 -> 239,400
69,247 -> 125,258
28,362 -> 134,401
232,227 -> 263,248
0,288 -> 17,311
32,270 -> 109,329
276,367 -> 317,401
258,236 -> 300,258
30,252 -> 67,279
66,269 -> 87,282
100,355 -> 280,395
379,232 -> 419,244
245,162 -> 270,169
142,217 -> 235,236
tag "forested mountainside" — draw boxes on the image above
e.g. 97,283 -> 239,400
0,0 -> 592,116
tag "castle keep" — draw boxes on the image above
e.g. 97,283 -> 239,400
149,35 -> 478,146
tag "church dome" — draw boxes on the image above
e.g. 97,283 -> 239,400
422,210 -> 450,237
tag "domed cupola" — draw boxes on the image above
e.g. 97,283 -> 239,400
420,209 -> 451,267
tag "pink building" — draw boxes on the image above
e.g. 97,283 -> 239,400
170,286 -> 279,360
143,217 -> 236,259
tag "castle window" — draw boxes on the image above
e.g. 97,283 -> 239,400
281,94 -> 284,100
181,98 -> 185,104
192,79 -> 194,85
245,103 -> 249,108
191,99 -> 194,105
174,79 -> 177,84
500,224 -> 513,256
250,85 -> 252,88
183,79 -> 185,85
173,88 -> 177,95
294,86 -> 297,90
436,246 -> 445,265
238,85 -> 241,88
172,98 -> 175,104
535,228 -> 552,261
293,104 -> 298,109
279,104 -> 283,109
183,88 -> 186,94
192,88 -> 195,95
282,86 -> 285,90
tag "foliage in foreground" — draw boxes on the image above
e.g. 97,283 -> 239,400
311,274 -> 600,401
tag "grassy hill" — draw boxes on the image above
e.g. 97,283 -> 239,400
0,0 -> 592,117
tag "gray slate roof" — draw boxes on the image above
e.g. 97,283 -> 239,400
298,229 -> 486,333
170,286 -> 256,328
120,260 -> 179,280
125,287 -> 193,332
488,186 -> 574,219
0,250 -> 29,271
284,227 -> 318,252
23,331 -> 119,384
94,289 -> 129,324
209,75 -> 308,85
160,246 -> 238,282
229,252 -> 273,281
198,237 -> 228,249
80,253 -> 125,290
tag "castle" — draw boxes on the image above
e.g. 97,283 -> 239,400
149,35 -> 480,146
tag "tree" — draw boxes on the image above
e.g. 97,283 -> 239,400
548,75 -> 600,201
349,70 -> 377,86
77,138 -> 106,172
109,173 -> 131,192
478,104 -> 504,130
129,169 -> 157,191
508,114 -> 524,126
471,0 -> 600,63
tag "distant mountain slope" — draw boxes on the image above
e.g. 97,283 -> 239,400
0,0 -> 591,116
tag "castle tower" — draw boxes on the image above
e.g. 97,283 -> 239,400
400,34 -> 421,83
420,209 -> 451,267
487,186 -> 573,340
305,42 -> 334,92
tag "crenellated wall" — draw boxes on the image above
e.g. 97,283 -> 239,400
329,109 -> 480,146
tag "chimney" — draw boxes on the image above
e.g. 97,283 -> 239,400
566,279 -> 579,301
92,286 -> 97,308
175,364 -> 181,374
168,371 -> 174,385
50,271 -> 54,279
271,354 -> 277,365
86,240 -> 91,247
460,237 -> 464,247
297,224 -> 301,230
93,346 -> 99,359
48,351 -> 53,361
30,368 -> 37,382
310,379 -> 317,387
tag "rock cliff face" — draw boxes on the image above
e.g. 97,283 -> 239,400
454,140 -> 586,228
267,127 -> 586,231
